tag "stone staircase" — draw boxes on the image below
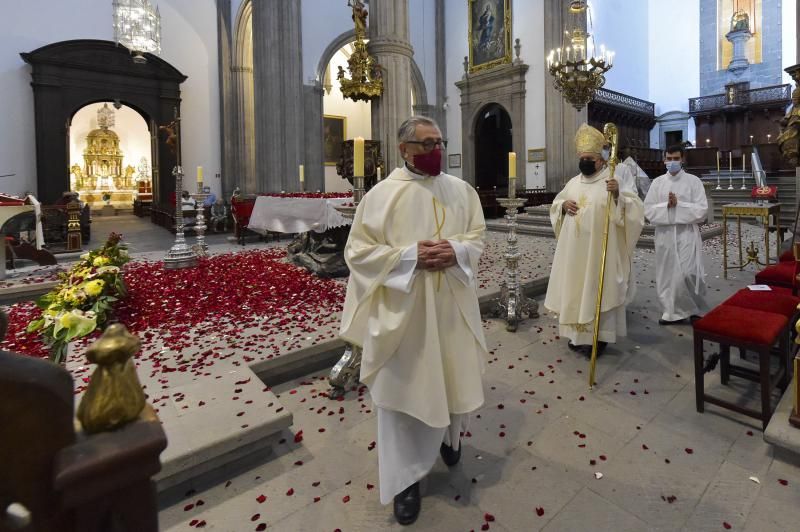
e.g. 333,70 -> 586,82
703,171 -> 798,231
486,205 -> 723,249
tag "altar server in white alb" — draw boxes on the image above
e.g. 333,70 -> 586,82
644,144 -> 708,324
339,116 -> 486,526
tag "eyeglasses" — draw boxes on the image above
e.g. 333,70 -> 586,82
405,139 -> 448,151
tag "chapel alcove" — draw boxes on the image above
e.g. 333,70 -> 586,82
474,103 -> 513,191
68,102 -> 153,209
21,39 -> 186,204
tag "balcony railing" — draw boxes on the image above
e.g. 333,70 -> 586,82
689,84 -> 791,114
592,88 -> 655,116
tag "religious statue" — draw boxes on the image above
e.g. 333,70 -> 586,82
160,120 -> 178,155
349,0 -> 368,38
730,9 -> 750,33
778,67 -> 800,167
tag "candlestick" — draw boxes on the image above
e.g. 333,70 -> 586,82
197,166 -> 203,183
377,167 -> 382,181
508,152 -> 516,178
353,137 -> 365,177
716,151 -> 721,190
742,154 -> 745,172
728,152 -> 734,190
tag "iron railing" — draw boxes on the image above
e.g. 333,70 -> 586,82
690,84 -> 791,113
592,87 -> 655,116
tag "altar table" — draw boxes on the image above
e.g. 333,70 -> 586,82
247,196 -> 353,235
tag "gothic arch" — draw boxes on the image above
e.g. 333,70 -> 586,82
232,0 -> 256,193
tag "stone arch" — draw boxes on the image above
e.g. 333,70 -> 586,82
232,0 -> 256,193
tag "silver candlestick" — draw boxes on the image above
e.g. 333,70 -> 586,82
164,165 -> 198,269
328,174 -> 363,399
192,188 -> 210,257
490,197 -> 538,332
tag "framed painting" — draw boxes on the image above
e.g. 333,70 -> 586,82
323,114 -> 347,166
468,0 -> 512,73
448,153 -> 462,168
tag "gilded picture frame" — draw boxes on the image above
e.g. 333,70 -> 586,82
468,0 -> 512,73
527,148 -> 546,163
323,114 -> 347,166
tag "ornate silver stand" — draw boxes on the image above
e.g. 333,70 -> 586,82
328,175 -> 363,399
164,165 -> 198,269
489,197 -> 538,332
192,188 -> 210,257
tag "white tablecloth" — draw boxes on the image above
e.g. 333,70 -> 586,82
247,196 -> 353,234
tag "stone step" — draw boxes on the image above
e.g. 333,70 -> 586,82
486,222 -> 723,249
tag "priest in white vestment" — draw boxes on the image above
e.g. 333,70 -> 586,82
644,144 -> 708,324
339,116 -> 486,525
545,124 -> 645,355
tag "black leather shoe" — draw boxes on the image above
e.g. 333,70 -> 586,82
440,442 -> 461,466
567,341 -> 583,352
658,318 -> 687,325
393,482 -> 420,526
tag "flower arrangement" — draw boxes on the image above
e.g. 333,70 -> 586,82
27,233 -> 130,364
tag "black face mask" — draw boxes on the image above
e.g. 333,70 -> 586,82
579,158 -> 597,176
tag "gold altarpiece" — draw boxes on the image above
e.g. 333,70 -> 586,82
70,103 -> 142,208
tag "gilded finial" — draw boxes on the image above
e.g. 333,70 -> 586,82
77,323 -> 146,434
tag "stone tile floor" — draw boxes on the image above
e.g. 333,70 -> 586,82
157,221 -> 800,531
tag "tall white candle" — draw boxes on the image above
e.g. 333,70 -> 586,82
353,137 -> 365,177
299,164 -> 304,182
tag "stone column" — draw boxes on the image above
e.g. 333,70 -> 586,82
368,0 -> 414,172
252,0 -> 304,192
216,0 -> 235,198
434,0 -> 447,136
543,0 -> 587,191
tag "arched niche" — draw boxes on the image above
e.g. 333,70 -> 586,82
21,39 -> 186,204
474,103 -> 513,191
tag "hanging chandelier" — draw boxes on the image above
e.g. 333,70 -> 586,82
113,0 -> 161,63
546,1 -> 613,110
338,0 -> 383,102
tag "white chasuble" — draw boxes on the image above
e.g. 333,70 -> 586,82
643,170 -> 708,321
339,166 -> 487,429
545,166 -> 645,344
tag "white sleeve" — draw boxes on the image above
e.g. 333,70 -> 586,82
447,239 -> 475,286
383,243 -> 418,293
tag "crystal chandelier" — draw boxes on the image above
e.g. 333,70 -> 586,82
546,1 -> 613,110
113,0 -> 161,63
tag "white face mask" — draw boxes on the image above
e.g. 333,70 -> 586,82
601,148 -> 610,161
665,160 -> 681,174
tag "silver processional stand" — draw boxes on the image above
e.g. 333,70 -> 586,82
328,174 -> 365,399
163,110 -> 198,269
489,195 -> 538,332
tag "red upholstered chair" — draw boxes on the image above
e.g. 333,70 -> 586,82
230,196 -> 256,246
693,305 -> 793,429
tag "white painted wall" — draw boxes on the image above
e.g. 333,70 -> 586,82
0,0 -> 220,199
323,48 -> 372,192
408,0 -> 437,104
69,103 -> 152,180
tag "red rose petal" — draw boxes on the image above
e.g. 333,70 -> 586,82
256,494 -> 266,503
251,514 -> 260,522
685,448 -> 694,454
481,524 -> 490,531
286,488 -> 294,496
484,513 -> 495,522
535,507 -> 545,517
778,478 -> 789,486
256,524 -> 267,531
342,495 -> 350,503
723,522 -> 731,529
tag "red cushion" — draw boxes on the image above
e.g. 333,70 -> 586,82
755,261 -> 796,288
694,306 -> 788,345
722,289 -> 800,317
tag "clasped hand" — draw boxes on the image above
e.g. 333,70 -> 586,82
417,240 -> 456,271
667,192 -> 677,208
606,178 -> 619,198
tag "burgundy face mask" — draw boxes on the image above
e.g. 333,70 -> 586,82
411,148 -> 443,176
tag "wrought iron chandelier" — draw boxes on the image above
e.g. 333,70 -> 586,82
546,1 -> 613,110
338,0 -> 383,102
113,0 -> 161,63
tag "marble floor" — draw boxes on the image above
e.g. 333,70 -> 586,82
149,219 -> 800,532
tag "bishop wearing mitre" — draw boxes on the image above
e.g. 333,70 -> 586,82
544,123 -> 645,355
339,116 -> 486,525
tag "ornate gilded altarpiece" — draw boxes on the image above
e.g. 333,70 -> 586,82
718,0 -> 762,69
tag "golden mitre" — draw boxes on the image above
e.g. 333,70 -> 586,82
575,123 -> 605,156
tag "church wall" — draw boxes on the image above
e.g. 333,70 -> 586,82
782,0 -> 797,84
443,0 -> 547,188
0,0 -> 221,199
590,0 -> 650,101
408,0 -> 438,105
